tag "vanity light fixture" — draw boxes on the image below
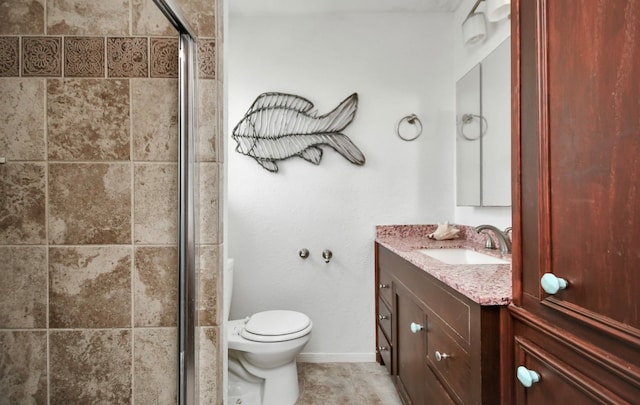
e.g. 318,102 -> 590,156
486,0 -> 511,22
462,0 -> 486,46
462,0 -> 511,46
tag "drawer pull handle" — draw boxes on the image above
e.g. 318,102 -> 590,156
378,315 -> 389,320
410,322 -> 423,333
516,366 -> 540,388
540,273 -> 568,295
435,351 -> 450,361
378,346 -> 389,352
379,283 -> 390,289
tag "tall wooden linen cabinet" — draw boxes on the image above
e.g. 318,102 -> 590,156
507,0 -> 640,403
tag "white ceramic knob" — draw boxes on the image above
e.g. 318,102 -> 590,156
378,314 -> 388,321
410,322 -> 424,333
435,351 -> 450,361
378,346 -> 389,352
541,273 -> 568,295
379,283 -> 389,289
517,366 -> 540,388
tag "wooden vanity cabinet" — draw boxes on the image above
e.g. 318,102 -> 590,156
507,1 -> 640,403
376,252 -> 393,375
375,243 -> 503,405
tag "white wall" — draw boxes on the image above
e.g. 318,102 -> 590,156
228,13 -> 455,359
453,0 -> 512,229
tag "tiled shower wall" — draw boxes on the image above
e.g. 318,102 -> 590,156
0,0 -> 223,403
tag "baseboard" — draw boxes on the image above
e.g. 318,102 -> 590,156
296,352 -> 377,363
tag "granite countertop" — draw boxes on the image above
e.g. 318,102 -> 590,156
376,224 -> 512,306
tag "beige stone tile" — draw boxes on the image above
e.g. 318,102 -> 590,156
22,36 -> 61,76
134,246 -> 177,327
46,0 -> 128,36
134,328 -> 177,403
48,163 -> 131,245
50,330 -> 132,404
0,247 -> 47,328
0,36 -> 20,76
216,0 -> 223,39
0,0 -> 45,35
216,80 -> 225,163
64,36 -> 105,77
47,79 -> 130,161
180,0 -> 216,38
0,163 -> 46,244
196,72 -> 218,162
107,37 -> 148,78
197,245 -> 221,326
296,362 -> 355,405
198,162 -> 220,244
198,326 -> 220,405
131,79 -> 178,161
350,363 -> 403,405
132,0 -> 177,36
49,246 -> 131,328
295,363 -> 403,405
0,78 -> 45,160
150,37 -> 178,78
0,331 -> 47,404
134,163 -> 177,244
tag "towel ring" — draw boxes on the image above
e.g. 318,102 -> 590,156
457,113 -> 488,141
397,114 -> 422,141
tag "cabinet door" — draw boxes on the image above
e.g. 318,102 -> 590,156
513,335 -> 629,404
516,0 -> 640,340
395,285 -> 428,405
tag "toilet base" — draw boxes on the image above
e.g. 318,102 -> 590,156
228,364 -> 262,405
230,350 -> 301,405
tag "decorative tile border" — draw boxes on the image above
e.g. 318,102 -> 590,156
22,36 -> 61,77
64,36 -> 104,77
150,37 -> 178,78
0,37 -> 19,76
107,37 -> 148,78
1,35 -> 217,79
198,38 -> 215,80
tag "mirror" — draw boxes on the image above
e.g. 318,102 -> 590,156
456,38 -> 511,206
456,63 -> 482,205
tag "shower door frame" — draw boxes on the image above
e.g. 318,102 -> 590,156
152,1 -> 198,404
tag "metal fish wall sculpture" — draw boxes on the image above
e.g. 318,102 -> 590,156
232,92 -> 365,173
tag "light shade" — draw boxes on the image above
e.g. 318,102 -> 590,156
486,0 -> 511,22
462,13 -> 487,46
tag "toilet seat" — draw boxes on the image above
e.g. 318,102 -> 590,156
241,310 -> 312,343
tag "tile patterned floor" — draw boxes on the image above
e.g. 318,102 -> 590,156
295,362 -> 403,405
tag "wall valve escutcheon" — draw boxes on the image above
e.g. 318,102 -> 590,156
322,249 -> 332,263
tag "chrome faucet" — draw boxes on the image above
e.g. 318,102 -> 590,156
474,224 -> 512,254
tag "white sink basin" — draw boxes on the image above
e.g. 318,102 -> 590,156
417,248 -> 509,265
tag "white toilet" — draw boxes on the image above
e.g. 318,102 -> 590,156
225,259 -> 312,405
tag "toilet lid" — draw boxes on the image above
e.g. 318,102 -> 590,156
241,310 -> 311,342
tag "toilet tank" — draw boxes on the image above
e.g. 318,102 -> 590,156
224,258 -> 234,321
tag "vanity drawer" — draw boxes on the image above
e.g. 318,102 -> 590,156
378,297 -> 392,341
377,326 -> 392,374
427,320 -> 471,404
421,279 -> 470,343
378,269 -> 392,307
380,246 -> 470,342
